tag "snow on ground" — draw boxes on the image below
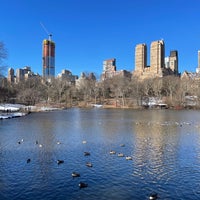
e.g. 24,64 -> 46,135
0,104 -> 25,112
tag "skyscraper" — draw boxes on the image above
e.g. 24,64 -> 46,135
169,50 -> 178,75
150,40 -> 165,74
7,68 -> 15,83
135,43 -> 147,72
42,37 -> 55,78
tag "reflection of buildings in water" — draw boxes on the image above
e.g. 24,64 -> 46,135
132,111 -> 181,179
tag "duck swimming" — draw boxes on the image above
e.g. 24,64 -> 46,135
118,153 -> 124,157
84,152 -> 90,156
86,162 -> 93,167
72,172 -> 80,177
79,182 -> 88,188
109,150 -> 116,154
149,192 -> 158,200
57,160 -> 64,164
125,156 -> 132,160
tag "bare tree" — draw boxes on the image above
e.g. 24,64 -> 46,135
15,77 -> 48,105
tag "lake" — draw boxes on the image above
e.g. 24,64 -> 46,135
0,108 -> 200,200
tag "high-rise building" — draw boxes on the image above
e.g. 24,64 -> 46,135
16,69 -> 24,83
135,44 -> 147,72
169,50 -> 178,75
150,40 -> 165,74
42,38 -> 55,78
101,58 -> 116,80
7,68 -> 15,83
134,40 -> 179,79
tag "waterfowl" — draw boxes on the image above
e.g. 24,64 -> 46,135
126,156 -> 132,160
109,150 -> 116,154
27,158 -> 31,163
149,192 -> 158,200
72,172 -> 80,177
57,159 -> 64,164
84,152 -> 90,156
118,153 -> 124,157
82,140 -> 87,144
57,141 -> 61,144
39,144 -> 43,148
86,162 -> 93,167
79,182 -> 88,188
120,144 -> 125,147
35,140 -> 39,145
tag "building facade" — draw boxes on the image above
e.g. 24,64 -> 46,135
101,58 -> 117,80
169,50 -> 178,75
42,39 -> 55,78
57,69 -> 78,84
150,40 -> 165,75
135,43 -> 147,72
101,58 -> 132,81
134,40 -> 179,79
7,68 -> 15,83
7,66 -> 38,83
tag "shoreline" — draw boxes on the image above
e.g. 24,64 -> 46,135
0,103 -> 198,120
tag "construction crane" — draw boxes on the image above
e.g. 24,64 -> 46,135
40,22 -> 52,41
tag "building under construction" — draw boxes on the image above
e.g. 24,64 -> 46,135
42,36 -> 55,78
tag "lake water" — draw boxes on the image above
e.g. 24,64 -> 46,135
0,108 -> 200,200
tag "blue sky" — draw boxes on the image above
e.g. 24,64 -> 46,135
0,0 -> 200,78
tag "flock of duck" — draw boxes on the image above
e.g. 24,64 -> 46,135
18,138 -> 158,199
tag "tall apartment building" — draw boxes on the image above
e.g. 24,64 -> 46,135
101,58 -> 132,81
101,58 -> 117,80
150,40 -> 165,75
7,66 -> 37,83
7,68 -> 15,83
169,50 -> 178,75
135,44 -> 147,72
134,39 -> 178,79
16,69 -> 24,83
42,37 -> 55,78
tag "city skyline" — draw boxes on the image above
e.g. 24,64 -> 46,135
1,0 -> 200,78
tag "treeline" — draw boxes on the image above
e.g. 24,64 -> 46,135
0,74 -> 200,109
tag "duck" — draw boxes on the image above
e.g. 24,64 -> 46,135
82,140 -> 87,144
57,141 -> 61,145
84,152 -> 90,156
149,192 -> 158,200
72,172 -> 80,177
86,162 -> 93,167
27,158 -> 31,163
125,156 -> 132,160
109,150 -> 116,154
57,159 -> 64,164
118,153 -> 124,157
79,182 -> 88,188
120,144 -> 125,147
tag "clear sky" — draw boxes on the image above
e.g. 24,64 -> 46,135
0,0 -> 200,78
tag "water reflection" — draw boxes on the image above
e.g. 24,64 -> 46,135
1,109 -> 200,199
